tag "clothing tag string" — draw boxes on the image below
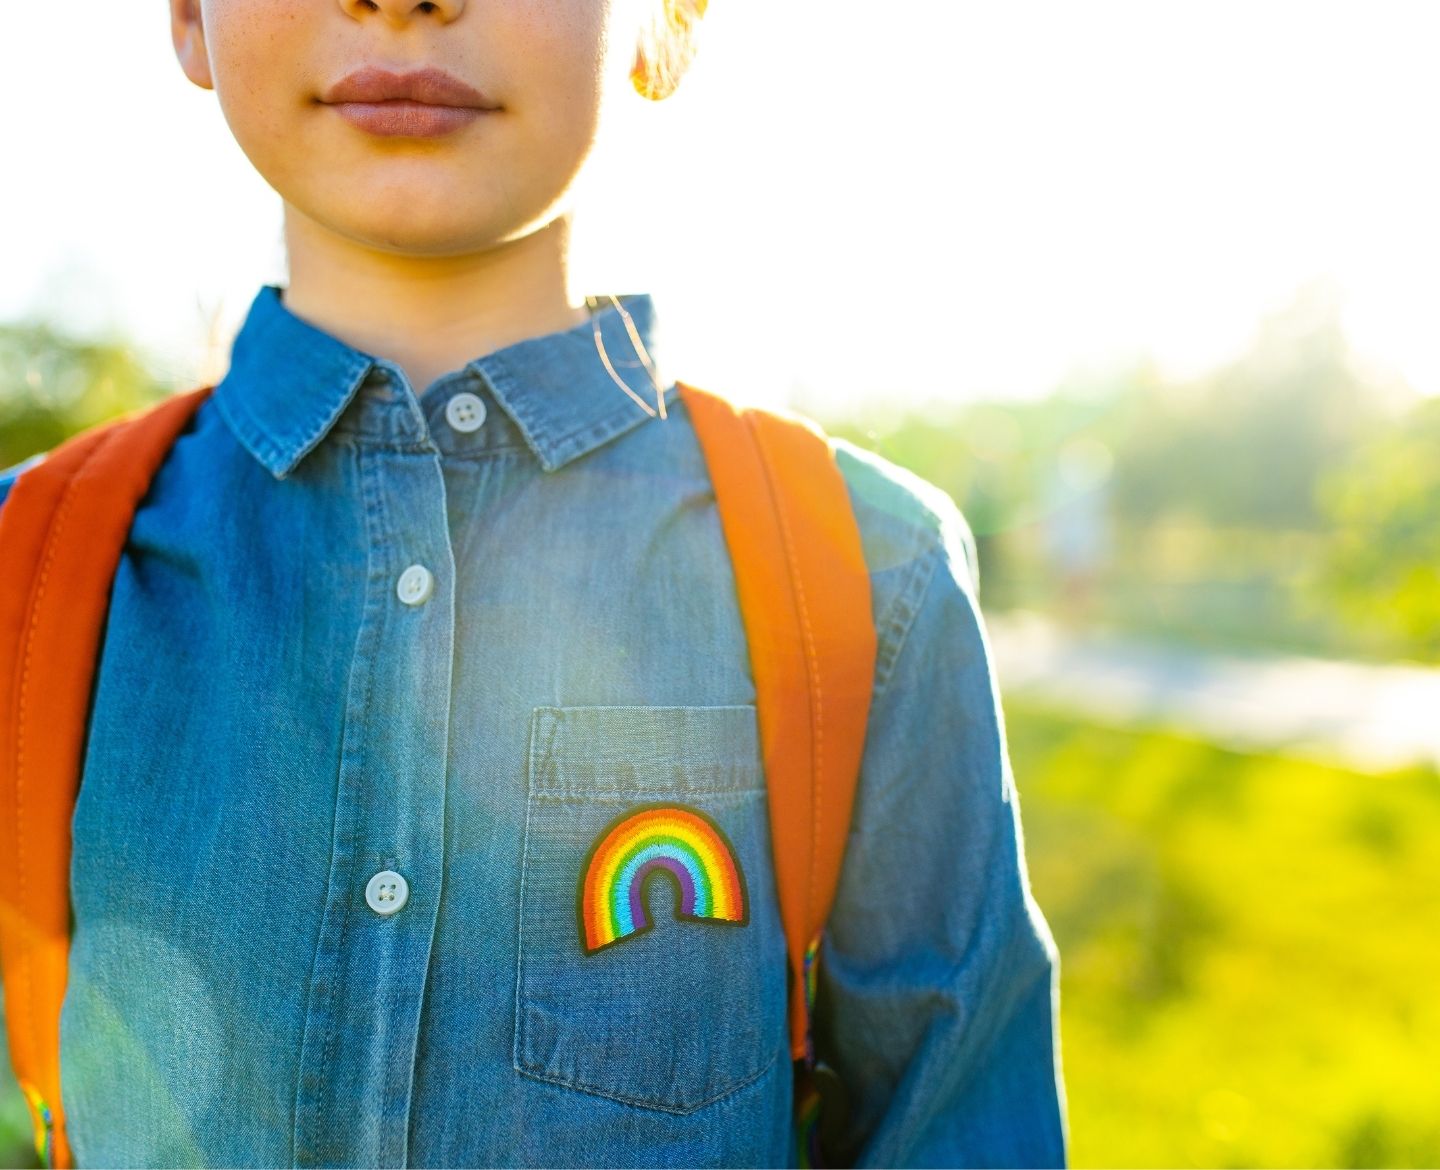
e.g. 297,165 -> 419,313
586,293 -> 668,419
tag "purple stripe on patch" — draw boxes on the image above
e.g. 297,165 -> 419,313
630,856 -> 699,929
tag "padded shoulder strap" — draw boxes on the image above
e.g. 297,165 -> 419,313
0,384 -> 213,1170
676,381 -> 877,1066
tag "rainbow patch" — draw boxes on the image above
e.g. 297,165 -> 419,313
577,801 -> 749,954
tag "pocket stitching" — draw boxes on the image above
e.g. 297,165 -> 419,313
511,1043 -> 780,1116
532,789 -> 760,808
515,703 -> 777,1114
529,703 -> 763,797
511,710 -> 544,1092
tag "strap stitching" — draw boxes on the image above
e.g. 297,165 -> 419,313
743,409 -> 825,1038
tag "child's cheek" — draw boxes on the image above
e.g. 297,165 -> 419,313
493,0 -> 627,100
204,0 -> 322,147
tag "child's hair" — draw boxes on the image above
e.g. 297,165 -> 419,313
631,0 -> 709,102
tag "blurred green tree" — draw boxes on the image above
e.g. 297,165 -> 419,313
1316,395 -> 1440,660
0,319 -> 168,471
1108,282 -> 1394,532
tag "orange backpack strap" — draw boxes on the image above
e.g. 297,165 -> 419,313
676,381 -> 877,1064
0,384 -> 213,1170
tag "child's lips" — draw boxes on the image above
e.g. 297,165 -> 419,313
318,65 -> 500,138
326,99 -> 491,138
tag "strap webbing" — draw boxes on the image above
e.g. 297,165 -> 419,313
0,385 -> 213,1169
676,381 -> 877,1066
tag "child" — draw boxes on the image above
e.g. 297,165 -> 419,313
0,0 -> 1068,1165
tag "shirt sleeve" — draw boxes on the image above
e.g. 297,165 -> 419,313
813,500 -> 1069,1168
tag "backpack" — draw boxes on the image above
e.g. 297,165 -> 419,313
0,379 -> 877,1170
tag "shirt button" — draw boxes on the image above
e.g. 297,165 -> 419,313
396,564 -> 434,606
365,869 -> 409,916
445,390 -> 487,433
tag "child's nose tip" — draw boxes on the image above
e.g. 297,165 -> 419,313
341,0 -> 465,25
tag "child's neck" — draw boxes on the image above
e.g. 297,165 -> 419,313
280,209 -> 590,398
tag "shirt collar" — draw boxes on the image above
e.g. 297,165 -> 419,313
212,282 -> 674,480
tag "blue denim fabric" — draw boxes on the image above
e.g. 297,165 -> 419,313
0,283 -> 1068,1168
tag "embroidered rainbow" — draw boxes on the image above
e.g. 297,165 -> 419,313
577,801 -> 749,954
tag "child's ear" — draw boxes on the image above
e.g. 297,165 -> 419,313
170,0 -> 215,91
630,0 -> 708,102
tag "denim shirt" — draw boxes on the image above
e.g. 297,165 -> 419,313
0,284 -> 1068,1169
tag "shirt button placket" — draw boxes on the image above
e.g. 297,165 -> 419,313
293,382 -> 455,1169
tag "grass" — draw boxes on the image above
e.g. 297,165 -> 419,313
1008,699 -> 1440,1168
2,701 -> 1436,1167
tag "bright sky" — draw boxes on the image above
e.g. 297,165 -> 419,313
3,2 -> 1438,420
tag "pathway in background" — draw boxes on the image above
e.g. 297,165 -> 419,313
985,610 -> 1440,773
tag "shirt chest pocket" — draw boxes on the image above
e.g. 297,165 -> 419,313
514,704 -> 787,1115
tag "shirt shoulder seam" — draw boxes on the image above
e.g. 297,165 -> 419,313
870,536 -> 945,703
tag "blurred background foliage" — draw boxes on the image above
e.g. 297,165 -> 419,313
0,319 -> 169,472
828,283 -> 1426,664
1,286 -> 1438,1168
